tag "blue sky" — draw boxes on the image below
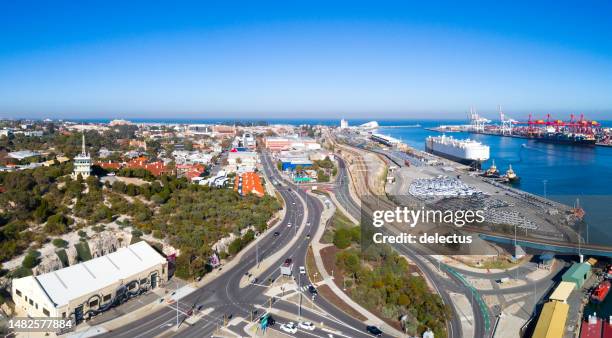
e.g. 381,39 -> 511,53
0,1 -> 611,120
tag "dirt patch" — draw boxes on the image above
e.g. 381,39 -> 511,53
306,246 -> 323,283
320,245 -> 344,286
316,284 -> 367,321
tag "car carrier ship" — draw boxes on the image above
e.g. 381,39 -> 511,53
425,135 -> 490,168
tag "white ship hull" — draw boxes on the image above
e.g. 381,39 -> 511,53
425,135 -> 490,165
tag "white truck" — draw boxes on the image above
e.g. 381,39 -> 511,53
280,258 -> 294,276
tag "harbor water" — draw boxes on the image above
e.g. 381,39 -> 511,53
377,120 -> 612,247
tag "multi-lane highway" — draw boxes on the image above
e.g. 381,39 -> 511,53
97,152 -> 375,338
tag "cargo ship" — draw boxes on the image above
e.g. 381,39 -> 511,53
581,313 -> 602,338
591,280 -> 611,303
425,135 -> 490,167
527,131 -> 597,146
604,316 -> 612,338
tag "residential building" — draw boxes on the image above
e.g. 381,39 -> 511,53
8,150 -> 41,160
234,172 -> 264,197
176,163 -> 206,180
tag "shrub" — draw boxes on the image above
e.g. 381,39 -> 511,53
11,266 -> 33,278
56,249 -> 69,267
22,251 -> 40,269
333,228 -> 352,249
74,242 -> 92,262
52,238 -> 68,248
44,214 -> 70,235
153,230 -> 163,239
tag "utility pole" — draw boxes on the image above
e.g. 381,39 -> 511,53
256,241 -> 259,267
534,282 -> 537,308
516,262 -> 519,281
542,180 -> 548,199
298,273 -> 302,319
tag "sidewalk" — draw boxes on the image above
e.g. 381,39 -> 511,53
309,194 -> 406,338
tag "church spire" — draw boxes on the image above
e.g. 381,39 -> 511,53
81,133 -> 86,155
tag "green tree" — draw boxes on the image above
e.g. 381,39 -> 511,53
22,250 -> 41,269
44,214 -> 70,235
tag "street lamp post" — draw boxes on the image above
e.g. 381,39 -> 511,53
175,279 -> 179,328
534,282 -> 537,309
256,240 -> 259,267
298,274 -> 302,319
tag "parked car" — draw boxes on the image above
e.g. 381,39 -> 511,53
366,325 -> 383,337
280,322 -> 298,334
298,321 -> 315,331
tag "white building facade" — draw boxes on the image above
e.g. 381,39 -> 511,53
72,134 -> 92,179
12,241 -> 168,325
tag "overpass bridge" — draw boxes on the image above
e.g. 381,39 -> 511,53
477,232 -> 612,258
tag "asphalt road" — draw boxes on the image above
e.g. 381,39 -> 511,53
97,153 -> 376,338
333,155 -> 471,338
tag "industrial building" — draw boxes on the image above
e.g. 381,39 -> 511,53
561,262 -> 591,288
370,133 -> 401,146
532,300 -> 569,338
549,281 -> 575,303
12,241 -> 168,324
264,136 -> 321,151
281,159 -> 313,171
227,151 -> 259,167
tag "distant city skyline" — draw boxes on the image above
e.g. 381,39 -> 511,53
1,1 -> 611,119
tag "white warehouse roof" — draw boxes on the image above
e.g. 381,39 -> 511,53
31,241 -> 166,307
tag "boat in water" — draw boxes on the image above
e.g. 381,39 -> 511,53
581,313 -> 603,338
503,164 -> 519,182
603,316 -> 612,338
425,135 -> 490,168
591,280 -> 611,303
482,160 -> 501,178
528,131 -> 597,146
605,265 -> 612,280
